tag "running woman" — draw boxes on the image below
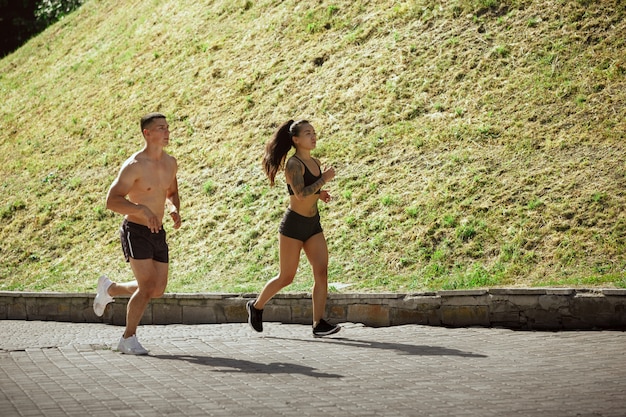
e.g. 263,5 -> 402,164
247,119 -> 341,337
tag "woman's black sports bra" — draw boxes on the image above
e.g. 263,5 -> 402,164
287,155 -> 322,195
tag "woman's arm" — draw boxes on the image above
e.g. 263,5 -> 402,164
285,158 -> 326,200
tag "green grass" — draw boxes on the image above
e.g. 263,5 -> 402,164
0,0 -> 625,294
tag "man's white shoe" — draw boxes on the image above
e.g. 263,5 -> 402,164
93,275 -> 114,317
117,335 -> 149,355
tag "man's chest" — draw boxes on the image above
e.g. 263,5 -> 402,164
135,165 -> 173,193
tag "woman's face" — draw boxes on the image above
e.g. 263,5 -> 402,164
293,123 -> 317,150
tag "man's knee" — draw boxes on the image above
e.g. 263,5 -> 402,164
140,286 -> 165,299
150,279 -> 167,297
136,277 -> 167,298
151,286 -> 166,298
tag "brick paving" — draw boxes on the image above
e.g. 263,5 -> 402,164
0,320 -> 625,416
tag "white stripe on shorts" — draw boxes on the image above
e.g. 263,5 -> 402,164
126,231 -> 135,259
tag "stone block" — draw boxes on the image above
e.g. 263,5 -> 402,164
537,294 -> 571,310
153,302 -> 182,324
175,297 -> 211,307
444,295 -> 490,307
107,301 -> 125,325
439,290 -> 488,297
391,308 -> 431,325
545,288 -> 576,295
499,294 -> 542,308
328,305 -> 347,321
569,296 -> 623,329
7,299 -> 26,320
489,288 -> 547,296
58,302 -> 72,321
223,303 -> 247,323
26,297 -> 46,320
291,302 -> 313,324
38,298 -> 69,321
347,304 -> 390,327
490,311 -> 522,329
264,304 -> 291,323
441,305 -> 489,327
400,294 -> 441,309
522,309 -> 562,330
70,306 -> 90,323
183,305 -> 216,324
602,289 -> 626,296
489,299 -> 518,314
70,297 -> 91,323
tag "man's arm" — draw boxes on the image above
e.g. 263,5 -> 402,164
166,174 -> 181,229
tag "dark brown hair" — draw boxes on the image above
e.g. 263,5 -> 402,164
262,119 -> 309,185
140,112 -> 166,132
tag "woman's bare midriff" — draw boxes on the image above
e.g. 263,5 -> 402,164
288,194 -> 320,218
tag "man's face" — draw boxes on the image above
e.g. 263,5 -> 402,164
144,118 -> 170,145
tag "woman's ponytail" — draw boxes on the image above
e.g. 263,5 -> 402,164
262,120 -> 295,186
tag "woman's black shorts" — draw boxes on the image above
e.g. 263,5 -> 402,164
119,219 -> 169,263
279,209 -> 323,242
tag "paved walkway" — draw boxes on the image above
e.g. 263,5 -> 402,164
0,320 -> 624,417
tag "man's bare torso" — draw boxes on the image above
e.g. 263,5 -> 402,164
125,151 -> 177,227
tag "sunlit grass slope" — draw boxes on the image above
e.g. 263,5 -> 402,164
1,0 -> 625,293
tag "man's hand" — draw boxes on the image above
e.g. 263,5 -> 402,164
170,211 -> 182,229
141,206 -> 161,233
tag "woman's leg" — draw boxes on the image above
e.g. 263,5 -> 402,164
303,232 -> 329,326
254,234 -> 303,309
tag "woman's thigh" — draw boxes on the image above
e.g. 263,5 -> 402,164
303,233 -> 328,275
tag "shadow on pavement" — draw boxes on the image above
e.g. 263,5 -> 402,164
151,354 -> 343,378
265,336 -> 488,358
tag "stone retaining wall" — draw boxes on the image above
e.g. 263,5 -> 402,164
1,289 -> 625,330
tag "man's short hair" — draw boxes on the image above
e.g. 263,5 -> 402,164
140,112 -> 166,131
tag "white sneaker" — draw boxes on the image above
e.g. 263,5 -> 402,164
93,275 -> 114,317
117,335 -> 149,355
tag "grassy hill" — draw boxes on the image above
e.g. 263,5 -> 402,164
1,0 -> 625,294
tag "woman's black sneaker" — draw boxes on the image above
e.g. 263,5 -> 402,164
313,319 -> 341,337
246,300 -> 263,332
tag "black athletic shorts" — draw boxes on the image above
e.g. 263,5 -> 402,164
119,219 -> 169,263
279,209 -> 323,242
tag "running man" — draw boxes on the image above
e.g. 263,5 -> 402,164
93,112 -> 181,355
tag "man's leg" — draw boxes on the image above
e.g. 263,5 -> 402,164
123,259 -> 169,338
108,281 -> 138,296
